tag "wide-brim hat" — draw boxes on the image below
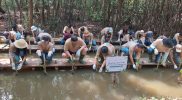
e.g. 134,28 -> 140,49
83,31 -> 90,36
176,44 -> 182,53
9,31 -> 16,35
31,26 -> 37,32
14,39 -> 28,49
162,38 -> 174,48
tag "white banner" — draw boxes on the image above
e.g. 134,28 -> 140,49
106,56 -> 128,72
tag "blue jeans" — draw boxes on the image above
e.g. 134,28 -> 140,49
144,39 -> 152,46
13,52 -> 26,67
60,39 -> 66,45
173,52 -> 181,65
84,40 -> 97,46
40,52 -> 54,64
147,47 -> 165,63
120,47 -> 136,62
155,52 -> 163,63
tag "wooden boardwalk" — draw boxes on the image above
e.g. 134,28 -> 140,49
0,57 -> 174,71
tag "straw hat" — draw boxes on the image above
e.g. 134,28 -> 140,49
176,44 -> 182,53
0,36 -> 6,43
83,30 -> 90,36
9,31 -> 16,35
14,39 -> 28,49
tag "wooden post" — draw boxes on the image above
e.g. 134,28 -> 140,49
29,0 -> 33,31
28,0 -> 33,54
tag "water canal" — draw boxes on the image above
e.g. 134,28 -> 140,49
0,53 -> 182,100
0,69 -> 181,100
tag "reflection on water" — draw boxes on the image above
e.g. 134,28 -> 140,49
0,69 -> 182,100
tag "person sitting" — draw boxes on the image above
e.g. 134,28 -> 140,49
157,33 -> 167,39
78,26 -> 88,38
60,25 -> 75,45
122,29 -> 131,43
92,42 -> 115,72
120,41 -> 145,70
62,35 -> 88,64
17,24 -> 25,39
169,44 -> 182,70
100,27 -> 113,44
12,24 -> 23,40
117,28 -> 130,43
8,31 -> 16,44
147,38 -> 174,66
36,36 -> 54,65
82,30 -> 97,51
136,30 -> 145,43
173,33 -> 182,45
9,39 -> 28,71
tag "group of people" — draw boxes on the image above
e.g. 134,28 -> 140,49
1,24 -> 182,78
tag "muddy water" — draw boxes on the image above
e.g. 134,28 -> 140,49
0,69 -> 181,100
0,53 -> 182,99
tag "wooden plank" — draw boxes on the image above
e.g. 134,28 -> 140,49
0,58 -> 94,70
0,44 -> 64,52
0,57 -> 174,71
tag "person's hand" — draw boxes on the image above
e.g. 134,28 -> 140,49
36,50 -> 42,56
154,49 -> 159,55
17,62 -> 23,70
48,51 -> 53,57
11,63 -> 16,70
21,35 -> 25,39
174,64 -> 178,70
99,67 -> 103,72
132,64 -> 137,69
162,62 -> 166,67
70,55 -> 73,62
92,64 -> 96,70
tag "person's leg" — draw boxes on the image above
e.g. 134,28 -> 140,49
144,39 -> 152,46
46,52 -> 54,64
13,54 -> 21,69
19,50 -> 27,65
21,56 -> 28,65
92,40 -> 97,46
133,52 -> 137,63
174,52 -> 181,66
60,38 -> 65,45
39,52 -> 45,65
79,47 -> 88,64
155,53 -> 161,63
84,39 -> 89,45
147,47 -> 155,62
